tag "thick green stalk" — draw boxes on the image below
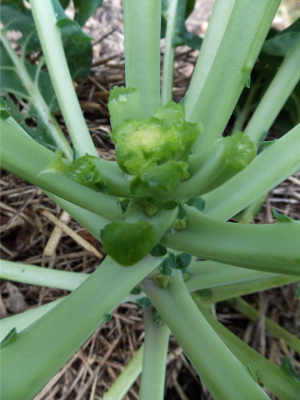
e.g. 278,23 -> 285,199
102,346 -> 144,400
244,38 -> 300,146
141,271 -> 270,400
0,299 -> 62,342
203,123 -> 300,220
30,0 -> 98,157
0,30 -> 73,159
192,294 -> 300,400
228,297 -> 300,354
195,274 -> 299,305
186,260 -> 298,296
162,207 -> 300,275
161,0 -> 179,105
0,260 -> 87,291
139,308 -> 169,400
123,0 -> 161,116
189,0 -> 280,153
183,0 -> 236,117
0,122 -> 125,221
0,256 -> 160,400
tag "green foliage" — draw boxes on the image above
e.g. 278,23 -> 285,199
0,98 -> 11,120
262,18 -> 300,56
110,100 -> 202,198
100,220 -> 157,266
73,0 -> 104,27
0,328 -> 18,349
42,151 -> 107,193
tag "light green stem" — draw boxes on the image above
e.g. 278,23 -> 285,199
228,297 -> 300,354
141,271 -> 270,400
102,346 -> 144,400
196,274 -> 299,305
183,0 -> 236,117
163,207 -> 300,275
189,0 -> 280,153
30,0 -> 98,157
0,256 -> 160,400
123,0 -> 161,116
0,299 -> 62,342
244,38 -> 300,146
0,30 -> 73,159
231,77 -> 262,134
203,123 -> 300,220
139,308 -> 169,400
0,122 -> 123,221
192,294 -> 300,400
161,0 -> 179,105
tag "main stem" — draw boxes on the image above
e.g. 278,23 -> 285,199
139,308 -> 169,400
30,0 -> 98,157
141,271 -> 270,400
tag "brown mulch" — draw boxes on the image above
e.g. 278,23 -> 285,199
1,1 -> 300,399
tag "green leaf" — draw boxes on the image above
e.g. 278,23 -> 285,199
130,285 -> 142,295
0,328 -> 18,349
161,0 -> 202,50
174,253 -> 192,269
73,0 -> 104,27
160,200 -> 178,210
185,197 -> 205,212
0,98 -> 11,120
136,297 -> 152,309
100,220 -> 157,266
153,274 -> 170,288
281,357 -> 300,382
119,198 -> 131,214
297,282 -> 300,299
177,204 -> 186,220
51,0 -> 93,78
158,258 -> 173,276
150,244 -> 168,257
272,208 -> 294,223
262,18 -> 300,56
42,152 -> 107,193
104,313 -> 112,322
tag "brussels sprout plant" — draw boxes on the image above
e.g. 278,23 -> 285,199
1,0 -> 300,399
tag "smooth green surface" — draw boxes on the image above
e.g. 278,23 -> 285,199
203,123 -> 300,220
244,38 -> 300,146
188,0 -> 280,152
193,295 -> 300,400
139,308 -> 169,400
30,0 -> 98,157
141,271 -> 270,400
123,0 -> 161,117
163,208 -> 300,275
0,256 -> 160,400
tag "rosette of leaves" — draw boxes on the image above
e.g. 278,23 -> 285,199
110,100 -> 202,199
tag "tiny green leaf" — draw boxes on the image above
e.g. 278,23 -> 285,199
185,197 -> 205,212
153,310 -> 163,326
158,258 -> 173,276
160,200 -> 178,210
281,357 -> 300,382
0,98 -> 11,120
297,282 -> 300,299
0,327 -> 18,348
174,253 -> 192,269
136,297 -> 152,309
130,285 -> 142,295
177,204 -> 186,220
153,274 -> 170,288
272,208 -> 293,223
104,313 -> 112,322
150,244 -> 168,257
119,198 -> 131,214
